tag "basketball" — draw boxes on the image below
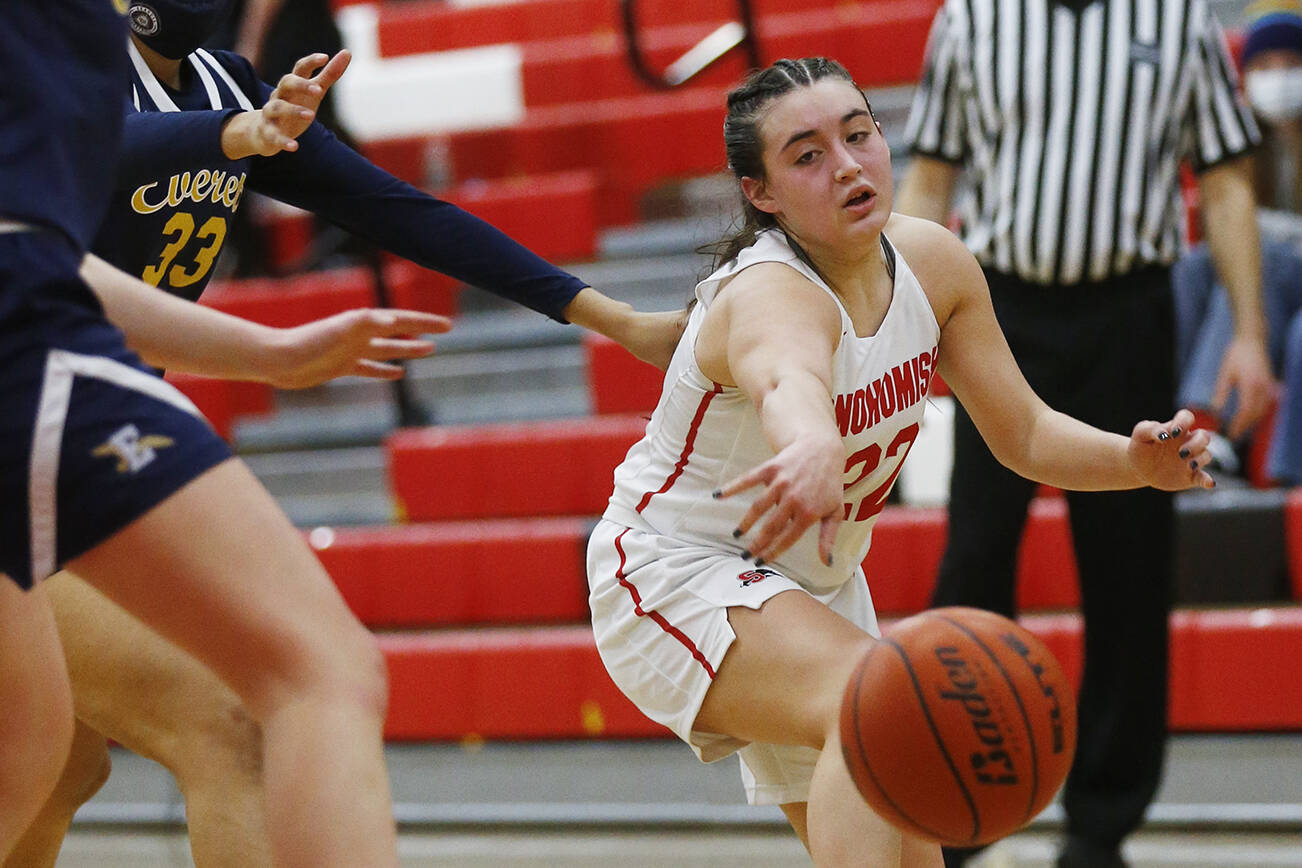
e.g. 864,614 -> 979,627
839,606 -> 1077,847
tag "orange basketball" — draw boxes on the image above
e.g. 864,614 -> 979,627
839,606 -> 1077,847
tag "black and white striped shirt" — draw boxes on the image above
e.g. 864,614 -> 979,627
904,0 -> 1260,285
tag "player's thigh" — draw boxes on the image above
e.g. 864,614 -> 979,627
67,459 -> 381,715
45,570 -> 249,762
694,589 -> 873,749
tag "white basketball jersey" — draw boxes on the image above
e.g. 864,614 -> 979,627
604,229 -> 941,591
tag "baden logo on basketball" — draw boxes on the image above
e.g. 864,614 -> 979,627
934,645 -> 1019,786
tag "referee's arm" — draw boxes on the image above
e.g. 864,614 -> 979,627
897,156 -> 961,225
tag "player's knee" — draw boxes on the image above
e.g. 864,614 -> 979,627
294,625 -> 389,722
814,636 -> 876,746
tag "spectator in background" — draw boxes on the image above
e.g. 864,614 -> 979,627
1175,0 -> 1302,483
896,0 -> 1274,864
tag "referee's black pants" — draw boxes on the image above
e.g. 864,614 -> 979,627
934,266 -> 1175,863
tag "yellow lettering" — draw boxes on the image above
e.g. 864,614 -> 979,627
166,172 -> 193,208
208,170 -> 227,204
190,170 -> 211,204
130,183 -> 167,215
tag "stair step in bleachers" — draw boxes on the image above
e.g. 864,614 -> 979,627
310,518 -> 594,627
1282,489 -> 1302,601
308,501 -> 1080,629
375,607 -> 1302,740
359,3 -> 936,225
387,414 -> 649,520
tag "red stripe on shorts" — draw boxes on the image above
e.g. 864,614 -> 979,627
613,527 -> 716,679
635,382 -> 723,514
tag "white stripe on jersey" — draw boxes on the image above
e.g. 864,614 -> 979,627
28,349 -> 202,584
126,40 -> 259,113
189,53 -> 224,109
127,38 -> 180,112
194,49 -> 256,111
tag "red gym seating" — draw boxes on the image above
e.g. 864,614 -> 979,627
310,518 -> 593,627
376,608 -> 1302,740
355,0 -> 939,226
386,414 -> 649,521
321,502 -> 1081,627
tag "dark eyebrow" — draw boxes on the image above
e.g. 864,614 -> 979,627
780,108 -> 873,152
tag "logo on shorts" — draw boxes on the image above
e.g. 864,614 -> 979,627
92,424 -> 173,474
738,567 -> 781,587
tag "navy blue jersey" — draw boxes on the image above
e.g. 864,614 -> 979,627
0,0 -> 129,249
94,43 -> 588,320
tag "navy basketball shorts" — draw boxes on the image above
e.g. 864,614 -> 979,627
0,232 -> 232,589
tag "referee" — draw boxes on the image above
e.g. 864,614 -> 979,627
897,0 -> 1275,865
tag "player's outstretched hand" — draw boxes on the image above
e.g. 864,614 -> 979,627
714,433 -> 844,567
264,308 -> 452,390
220,50 -> 352,159
1128,408 -> 1216,491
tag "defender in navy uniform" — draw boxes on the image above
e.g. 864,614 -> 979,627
0,1 -> 461,864
9,3 -> 684,866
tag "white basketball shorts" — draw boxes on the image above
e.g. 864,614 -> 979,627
586,518 -> 880,805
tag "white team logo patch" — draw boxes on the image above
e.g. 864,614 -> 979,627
128,3 -> 160,36
92,424 -> 174,474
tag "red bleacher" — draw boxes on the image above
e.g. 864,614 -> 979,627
375,610 -> 1302,740
310,518 -> 593,627
386,414 -> 649,520
351,0 -> 938,226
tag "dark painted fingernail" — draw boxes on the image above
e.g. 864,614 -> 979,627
740,549 -> 751,560
1172,427 -> 1182,436
1179,448 -> 1190,459
731,528 -> 742,538
754,558 -> 765,567
827,555 -> 834,566
712,489 -> 722,499
1189,460 -> 1199,470
1157,431 -> 1169,441
1210,478 -> 1217,488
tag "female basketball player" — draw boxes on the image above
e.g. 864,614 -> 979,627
8,3 -> 683,865
586,58 -> 1214,868
0,3 -> 467,864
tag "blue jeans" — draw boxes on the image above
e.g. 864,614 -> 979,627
1173,239 -> 1302,482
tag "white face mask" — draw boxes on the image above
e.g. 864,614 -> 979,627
1245,67 -> 1302,124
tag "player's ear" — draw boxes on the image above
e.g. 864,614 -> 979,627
741,176 -> 778,215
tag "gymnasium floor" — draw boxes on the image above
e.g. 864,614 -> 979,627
57,734 -> 1302,867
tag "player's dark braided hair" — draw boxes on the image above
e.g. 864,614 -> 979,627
701,58 -> 873,276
